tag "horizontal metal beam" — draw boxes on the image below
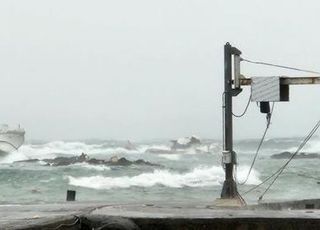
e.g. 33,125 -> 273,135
239,76 -> 320,86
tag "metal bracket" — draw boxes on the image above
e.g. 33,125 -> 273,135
231,88 -> 243,96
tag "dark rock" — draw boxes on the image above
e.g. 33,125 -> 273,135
271,151 -> 292,159
15,159 -> 41,163
81,215 -> 140,230
31,189 -> 41,194
14,153 -> 161,167
87,158 -> 106,165
114,157 -> 131,166
134,159 -> 160,167
271,151 -> 320,159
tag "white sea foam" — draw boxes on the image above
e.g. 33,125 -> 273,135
0,140 -> 222,164
300,137 -> 320,153
71,163 -> 111,171
0,141 -> 142,164
0,141 -> 94,163
68,165 -> 261,190
140,144 -> 171,152
39,178 -> 56,183
157,154 -> 181,161
38,160 -> 48,165
236,165 -> 262,185
284,136 -> 320,153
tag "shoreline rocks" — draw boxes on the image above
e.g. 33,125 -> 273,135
271,151 -> 320,159
15,153 -> 161,167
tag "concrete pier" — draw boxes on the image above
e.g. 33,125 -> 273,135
0,199 -> 320,229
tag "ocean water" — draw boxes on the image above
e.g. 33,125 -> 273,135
0,137 -> 319,205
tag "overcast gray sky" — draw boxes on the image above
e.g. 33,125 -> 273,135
0,0 -> 319,140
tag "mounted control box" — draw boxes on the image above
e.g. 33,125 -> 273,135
222,150 -> 232,164
251,77 -> 289,102
222,150 -> 237,164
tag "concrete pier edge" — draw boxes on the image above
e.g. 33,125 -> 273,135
0,199 -> 319,229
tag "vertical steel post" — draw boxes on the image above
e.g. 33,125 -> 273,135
221,43 -> 241,199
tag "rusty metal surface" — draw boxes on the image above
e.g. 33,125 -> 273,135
239,76 -> 320,86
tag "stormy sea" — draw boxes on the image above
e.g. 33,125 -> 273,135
0,137 -> 319,205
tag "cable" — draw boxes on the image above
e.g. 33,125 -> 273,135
241,119 -> 320,197
238,123 -> 268,185
232,94 -> 252,118
241,58 -> 320,74
222,92 -> 226,151
238,102 -> 275,185
49,216 -> 81,229
258,120 -> 320,200
244,120 -> 320,196
237,190 -> 247,205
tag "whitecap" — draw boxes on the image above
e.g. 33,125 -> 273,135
0,140 -> 145,164
71,162 -> 111,171
236,165 -> 262,185
157,154 -> 181,161
67,165 -> 261,190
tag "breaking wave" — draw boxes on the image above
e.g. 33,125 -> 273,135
157,154 -> 181,161
0,141 -> 220,164
67,165 -> 260,189
0,141 -> 146,164
71,163 -> 111,171
295,136 -> 320,153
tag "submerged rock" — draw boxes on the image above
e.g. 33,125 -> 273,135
271,151 -> 320,159
15,153 -> 161,167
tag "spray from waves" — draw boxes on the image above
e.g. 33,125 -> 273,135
138,144 -> 171,153
0,141 -> 215,164
157,154 -> 181,161
71,163 -> 111,171
68,165 -> 261,190
278,136 -> 320,154
291,136 -> 320,153
0,141 -> 147,164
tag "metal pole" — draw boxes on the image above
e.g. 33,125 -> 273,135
221,43 -> 241,199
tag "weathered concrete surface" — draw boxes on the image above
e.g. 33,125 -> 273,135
88,203 -> 320,229
0,202 -> 102,229
254,198 -> 320,210
0,200 -> 320,229
91,203 -> 320,219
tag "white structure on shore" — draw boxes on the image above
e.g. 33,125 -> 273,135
0,125 -> 25,154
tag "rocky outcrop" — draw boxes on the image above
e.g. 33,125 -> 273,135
271,151 -> 320,159
15,153 -> 161,167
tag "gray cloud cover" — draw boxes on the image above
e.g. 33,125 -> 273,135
0,0 -> 319,140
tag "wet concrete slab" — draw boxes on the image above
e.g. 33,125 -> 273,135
0,200 -> 319,229
0,202 -> 101,229
91,203 -> 320,219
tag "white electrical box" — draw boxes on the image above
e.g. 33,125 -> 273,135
222,150 -> 232,164
251,77 -> 289,102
